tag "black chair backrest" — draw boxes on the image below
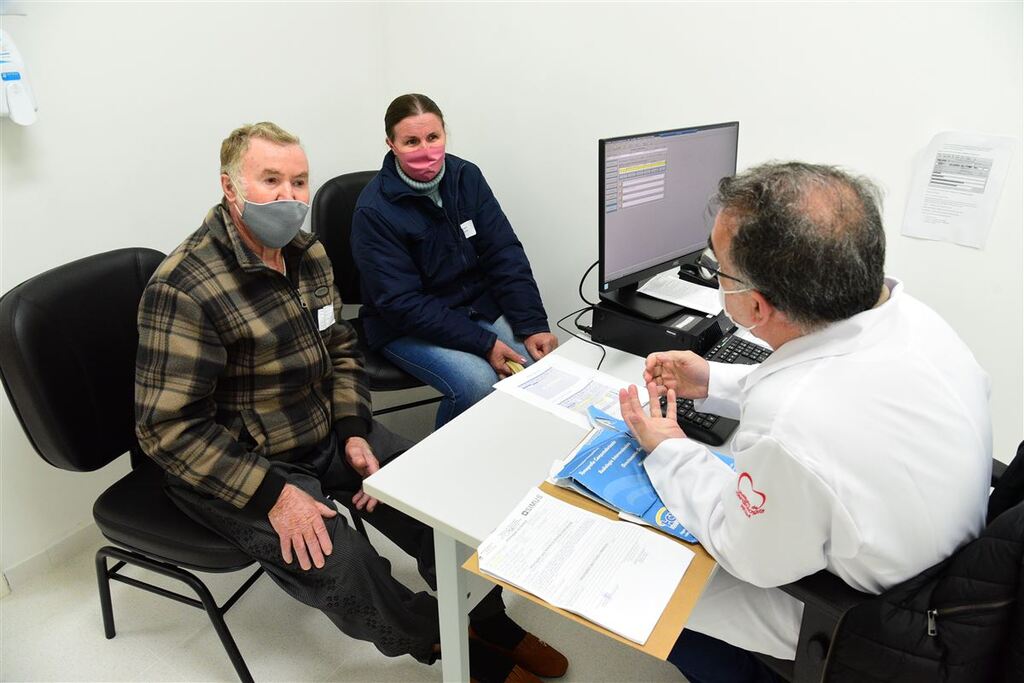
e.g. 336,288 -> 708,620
310,170 -> 378,305
0,248 -> 166,472
989,441 -> 1024,524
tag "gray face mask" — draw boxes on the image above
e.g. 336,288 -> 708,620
238,198 -> 309,249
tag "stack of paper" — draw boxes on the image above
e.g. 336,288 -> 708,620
550,407 -> 733,543
477,487 -> 694,644
492,355 -> 647,430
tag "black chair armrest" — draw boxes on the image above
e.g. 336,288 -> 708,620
773,570 -> 871,682
992,457 -> 1007,487
780,569 -> 871,620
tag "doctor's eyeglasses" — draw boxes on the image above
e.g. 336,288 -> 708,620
696,248 -> 748,286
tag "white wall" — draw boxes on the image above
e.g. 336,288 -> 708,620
2,2 -> 1020,578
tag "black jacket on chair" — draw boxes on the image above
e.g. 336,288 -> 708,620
822,444 -> 1024,682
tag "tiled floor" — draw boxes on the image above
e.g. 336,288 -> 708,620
0,522 -> 682,682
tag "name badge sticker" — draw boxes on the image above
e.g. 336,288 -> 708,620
317,305 -> 336,331
460,219 -> 477,238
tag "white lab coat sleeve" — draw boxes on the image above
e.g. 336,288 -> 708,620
646,434 -> 858,588
692,362 -> 755,419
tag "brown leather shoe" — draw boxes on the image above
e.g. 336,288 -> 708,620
471,629 -> 569,678
470,664 -> 541,683
468,637 -> 542,683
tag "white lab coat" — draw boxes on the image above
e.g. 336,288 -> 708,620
645,278 -> 992,660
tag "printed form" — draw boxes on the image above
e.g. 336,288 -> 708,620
638,270 -> 722,315
477,487 -> 694,644
902,131 -> 1015,248
493,355 -> 648,429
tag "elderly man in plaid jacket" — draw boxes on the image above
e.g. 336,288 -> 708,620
134,122 -> 567,683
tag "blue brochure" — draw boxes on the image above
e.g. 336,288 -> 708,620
555,407 -> 734,543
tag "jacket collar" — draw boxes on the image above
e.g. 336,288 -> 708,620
740,278 -> 905,391
204,200 -> 316,273
378,150 -> 464,204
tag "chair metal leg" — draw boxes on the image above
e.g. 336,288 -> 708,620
94,553 -> 117,638
352,512 -> 369,539
372,395 -> 442,416
94,546 -> 259,683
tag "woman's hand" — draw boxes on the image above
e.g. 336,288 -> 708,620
524,332 -> 559,361
488,340 -> 527,378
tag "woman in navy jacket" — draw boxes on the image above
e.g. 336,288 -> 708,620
352,94 -> 558,428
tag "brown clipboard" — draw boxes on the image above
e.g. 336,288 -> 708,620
464,480 -> 718,660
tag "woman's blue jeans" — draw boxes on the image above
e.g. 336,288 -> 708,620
381,316 -> 531,429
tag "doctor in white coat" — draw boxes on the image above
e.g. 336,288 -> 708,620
619,162 -> 992,683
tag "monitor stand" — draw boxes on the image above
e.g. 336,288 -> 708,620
599,284 -> 683,322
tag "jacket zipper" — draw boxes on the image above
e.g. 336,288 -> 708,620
274,253 -> 333,428
926,598 -> 1014,636
817,597 -> 1015,682
444,170 -> 473,306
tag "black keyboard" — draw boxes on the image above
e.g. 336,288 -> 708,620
704,335 -> 772,365
659,335 -> 772,446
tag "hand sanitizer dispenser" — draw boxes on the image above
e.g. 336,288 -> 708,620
0,29 -> 38,126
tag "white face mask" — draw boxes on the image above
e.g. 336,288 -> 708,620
718,285 -> 758,333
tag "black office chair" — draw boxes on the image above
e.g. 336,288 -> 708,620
0,248 -> 263,683
759,450 -> 1021,682
310,170 -> 441,417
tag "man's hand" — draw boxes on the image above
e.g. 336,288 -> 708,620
524,332 -> 558,361
487,339 -> 527,378
644,350 -> 711,399
345,436 -> 380,513
619,383 -> 686,453
268,483 -> 337,571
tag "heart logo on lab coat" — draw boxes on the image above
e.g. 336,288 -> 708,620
736,472 -> 767,518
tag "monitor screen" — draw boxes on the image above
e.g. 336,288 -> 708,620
599,122 -> 739,292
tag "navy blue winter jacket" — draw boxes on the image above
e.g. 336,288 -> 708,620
351,152 -> 550,356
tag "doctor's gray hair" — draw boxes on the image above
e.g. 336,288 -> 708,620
712,162 -> 886,329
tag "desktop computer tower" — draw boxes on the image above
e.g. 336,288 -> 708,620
591,302 -> 730,358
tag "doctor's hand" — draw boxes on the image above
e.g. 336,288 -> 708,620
644,351 -> 710,399
345,436 -> 380,513
488,339 -> 527,378
268,483 -> 337,571
619,383 -> 686,454
524,332 -> 559,361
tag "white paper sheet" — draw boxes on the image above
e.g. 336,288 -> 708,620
902,131 -> 1015,248
477,487 -> 694,644
494,355 -> 648,429
638,270 -> 722,315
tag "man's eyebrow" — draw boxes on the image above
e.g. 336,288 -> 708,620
258,168 -> 308,178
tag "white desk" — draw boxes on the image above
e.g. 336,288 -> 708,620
363,339 -> 647,682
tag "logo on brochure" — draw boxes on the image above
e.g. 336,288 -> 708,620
736,472 -> 766,518
654,507 -> 679,529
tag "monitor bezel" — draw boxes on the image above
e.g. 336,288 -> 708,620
598,120 -> 739,294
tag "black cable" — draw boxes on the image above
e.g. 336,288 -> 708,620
578,260 -> 599,306
555,305 -> 606,370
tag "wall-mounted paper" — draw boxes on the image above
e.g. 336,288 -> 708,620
901,132 -> 1015,249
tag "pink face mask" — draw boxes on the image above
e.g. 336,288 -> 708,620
395,144 -> 446,182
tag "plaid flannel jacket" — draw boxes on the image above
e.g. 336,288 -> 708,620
135,203 -> 372,513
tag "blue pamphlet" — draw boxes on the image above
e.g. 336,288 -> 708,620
555,407 -> 734,543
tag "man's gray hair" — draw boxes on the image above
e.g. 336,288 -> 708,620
712,161 -> 886,329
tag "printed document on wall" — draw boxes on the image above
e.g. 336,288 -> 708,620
477,487 -> 694,644
902,132 -> 1015,249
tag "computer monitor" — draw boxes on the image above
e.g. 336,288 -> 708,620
598,121 -> 739,320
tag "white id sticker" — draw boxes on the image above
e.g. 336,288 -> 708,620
460,219 -> 477,238
317,305 -> 336,331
